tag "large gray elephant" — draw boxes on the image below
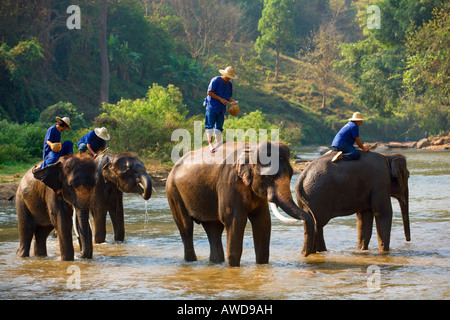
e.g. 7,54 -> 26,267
294,151 -> 410,253
92,153 -> 152,243
16,155 -> 97,261
166,141 -> 315,267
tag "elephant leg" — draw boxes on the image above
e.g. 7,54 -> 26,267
202,221 -> 225,263
373,201 -> 393,253
177,217 -> 196,262
33,225 -> 53,257
356,209 -> 374,250
56,210 -> 75,261
248,208 -> 271,264
224,212 -> 247,267
16,198 -> 34,258
109,194 -> 125,242
167,192 -> 197,262
315,226 -> 327,252
92,202 -> 108,244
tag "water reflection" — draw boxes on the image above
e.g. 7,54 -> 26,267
0,149 -> 449,299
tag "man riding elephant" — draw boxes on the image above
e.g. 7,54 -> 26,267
77,127 -> 110,158
40,117 -> 73,169
331,112 -> 369,162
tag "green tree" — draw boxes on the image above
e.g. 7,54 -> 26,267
305,21 -> 343,110
96,84 -> 190,161
338,0 -> 445,117
403,5 -> 450,133
256,0 -> 295,82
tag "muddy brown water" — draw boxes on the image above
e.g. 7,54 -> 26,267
0,148 -> 449,299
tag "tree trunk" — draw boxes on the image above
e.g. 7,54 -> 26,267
99,0 -> 109,106
275,45 -> 280,83
321,92 -> 327,109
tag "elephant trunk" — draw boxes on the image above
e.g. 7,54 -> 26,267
75,207 -> 93,259
400,188 -> 410,242
138,174 -> 152,200
268,187 -> 315,257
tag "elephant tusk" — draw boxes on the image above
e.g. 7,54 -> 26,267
139,182 -> 156,193
269,202 -> 299,224
73,208 -> 80,238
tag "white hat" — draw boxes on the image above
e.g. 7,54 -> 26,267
219,66 -> 238,80
94,127 -> 111,141
55,116 -> 71,130
348,112 -> 365,121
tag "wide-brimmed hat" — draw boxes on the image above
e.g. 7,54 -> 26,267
55,116 -> 72,130
94,127 -> 110,141
219,66 -> 238,80
348,112 -> 365,121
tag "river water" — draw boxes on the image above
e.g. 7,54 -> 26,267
0,148 -> 449,300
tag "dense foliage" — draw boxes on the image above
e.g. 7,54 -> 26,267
0,0 -> 448,165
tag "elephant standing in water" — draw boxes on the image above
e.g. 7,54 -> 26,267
92,153 -> 152,243
166,142 -> 315,267
16,155 -> 97,261
295,151 -> 410,253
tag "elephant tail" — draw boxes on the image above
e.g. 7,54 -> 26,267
295,179 -> 317,227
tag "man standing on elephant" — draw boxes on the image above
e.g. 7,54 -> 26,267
331,112 -> 369,162
204,66 -> 238,153
40,117 -> 73,168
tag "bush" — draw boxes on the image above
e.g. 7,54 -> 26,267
224,110 -> 278,142
0,119 -> 90,164
0,120 -> 46,163
96,84 -> 191,162
39,101 -> 87,130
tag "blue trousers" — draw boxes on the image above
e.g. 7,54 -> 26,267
205,109 -> 225,133
41,141 -> 73,168
332,143 -> 360,161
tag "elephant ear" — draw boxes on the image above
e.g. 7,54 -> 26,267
102,162 -> 118,185
390,156 -> 409,189
237,164 -> 252,187
33,162 -> 63,193
236,147 -> 254,187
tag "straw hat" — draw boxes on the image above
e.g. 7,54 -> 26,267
348,112 -> 365,121
219,66 -> 238,80
55,116 -> 71,130
94,127 -> 111,141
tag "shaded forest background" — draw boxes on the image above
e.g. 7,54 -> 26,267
0,0 -> 448,164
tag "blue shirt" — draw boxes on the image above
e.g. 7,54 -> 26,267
78,130 -> 106,153
43,125 -> 61,159
205,76 -> 233,114
331,121 -> 360,148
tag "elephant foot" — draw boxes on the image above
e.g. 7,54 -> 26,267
184,251 -> 197,262
60,255 -> 75,261
17,250 -> 30,258
209,255 -> 225,264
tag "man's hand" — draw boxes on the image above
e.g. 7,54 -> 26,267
355,137 -> 369,152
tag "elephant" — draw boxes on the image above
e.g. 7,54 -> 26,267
294,151 -> 410,253
91,153 -> 152,243
166,141 -> 315,267
16,155 -> 97,261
